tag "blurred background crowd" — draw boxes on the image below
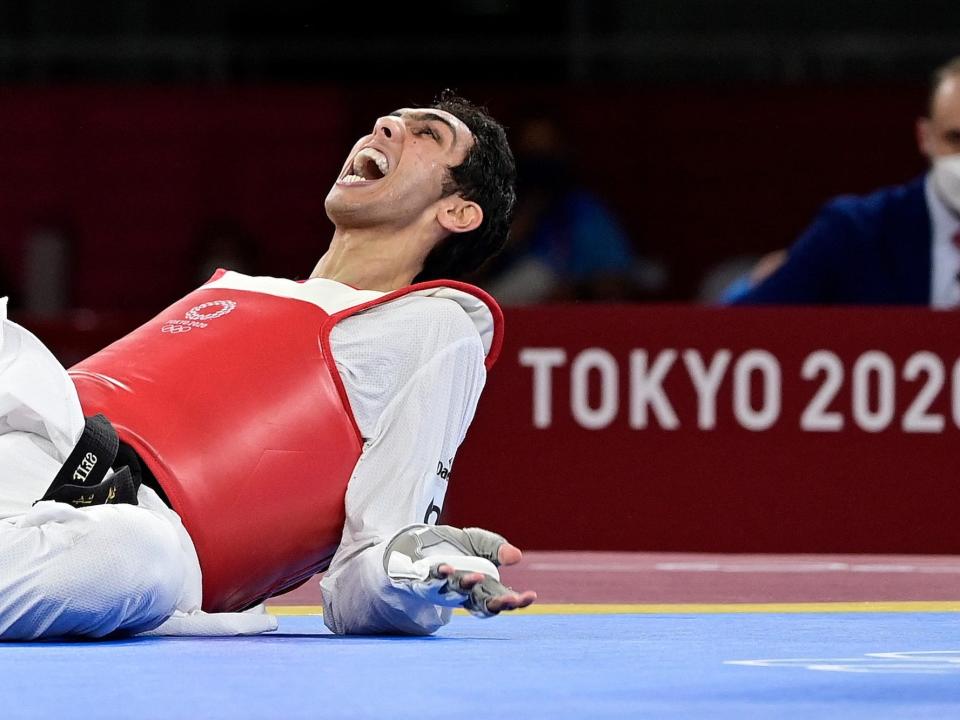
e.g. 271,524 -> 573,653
1,0 -> 958,331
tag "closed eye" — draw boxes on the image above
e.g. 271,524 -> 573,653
413,125 -> 440,142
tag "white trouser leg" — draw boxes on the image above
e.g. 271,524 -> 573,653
0,499 -> 189,640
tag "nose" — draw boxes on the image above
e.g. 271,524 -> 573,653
373,115 -> 404,142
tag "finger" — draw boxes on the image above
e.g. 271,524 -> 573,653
461,574 -> 535,617
458,572 -> 486,589
517,590 -> 537,606
434,565 -> 484,584
446,571 -> 485,591
433,567 -> 489,597
462,527 -> 509,565
487,590 -> 538,613
497,543 -> 523,567
489,590 -> 537,612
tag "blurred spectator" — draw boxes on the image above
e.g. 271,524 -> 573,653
21,217 -> 76,317
701,250 -> 788,303
732,56 -> 960,306
475,115 -> 644,304
189,219 -> 260,288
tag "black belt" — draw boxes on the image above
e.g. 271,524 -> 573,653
37,414 -> 143,508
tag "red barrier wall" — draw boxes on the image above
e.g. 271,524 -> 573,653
446,306 -> 960,554
0,88 -> 347,309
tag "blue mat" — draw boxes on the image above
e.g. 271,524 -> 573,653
3,613 -> 960,719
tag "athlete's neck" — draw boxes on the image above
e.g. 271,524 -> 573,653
310,226 -> 433,292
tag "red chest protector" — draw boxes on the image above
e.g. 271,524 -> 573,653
69,270 -> 503,612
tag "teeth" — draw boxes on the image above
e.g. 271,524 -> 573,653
341,174 -> 367,184
353,147 -> 389,178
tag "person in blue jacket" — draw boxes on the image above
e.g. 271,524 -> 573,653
733,56 -> 960,307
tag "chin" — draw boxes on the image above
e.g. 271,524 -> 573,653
325,190 -> 384,229
323,186 -> 339,218
324,187 -> 357,221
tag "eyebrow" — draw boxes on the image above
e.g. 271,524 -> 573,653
389,110 -> 458,144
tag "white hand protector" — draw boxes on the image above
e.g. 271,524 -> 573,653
383,524 -> 514,618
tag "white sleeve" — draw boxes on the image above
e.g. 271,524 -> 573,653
319,303 -> 487,635
0,298 -> 88,515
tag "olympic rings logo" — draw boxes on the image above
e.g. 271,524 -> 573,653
185,300 -> 237,321
160,298 -> 237,335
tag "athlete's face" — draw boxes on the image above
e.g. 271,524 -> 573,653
325,108 -> 475,229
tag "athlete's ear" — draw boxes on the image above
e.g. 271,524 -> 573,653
437,197 -> 483,235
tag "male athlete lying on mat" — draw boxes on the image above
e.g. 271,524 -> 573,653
0,92 -> 536,640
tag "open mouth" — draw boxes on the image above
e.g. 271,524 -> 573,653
341,147 -> 390,184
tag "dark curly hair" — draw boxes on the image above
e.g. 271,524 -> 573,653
415,91 -> 517,282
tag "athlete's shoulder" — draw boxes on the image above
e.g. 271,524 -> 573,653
369,293 -> 483,352
331,293 -> 486,436
398,282 -> 502,367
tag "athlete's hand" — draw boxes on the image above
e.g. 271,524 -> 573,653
434,540 -> 537,614
384,525 -> 538,617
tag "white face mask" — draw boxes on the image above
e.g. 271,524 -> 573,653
932,154 -> 960,215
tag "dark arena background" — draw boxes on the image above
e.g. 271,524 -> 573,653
3,2 -> 960,717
